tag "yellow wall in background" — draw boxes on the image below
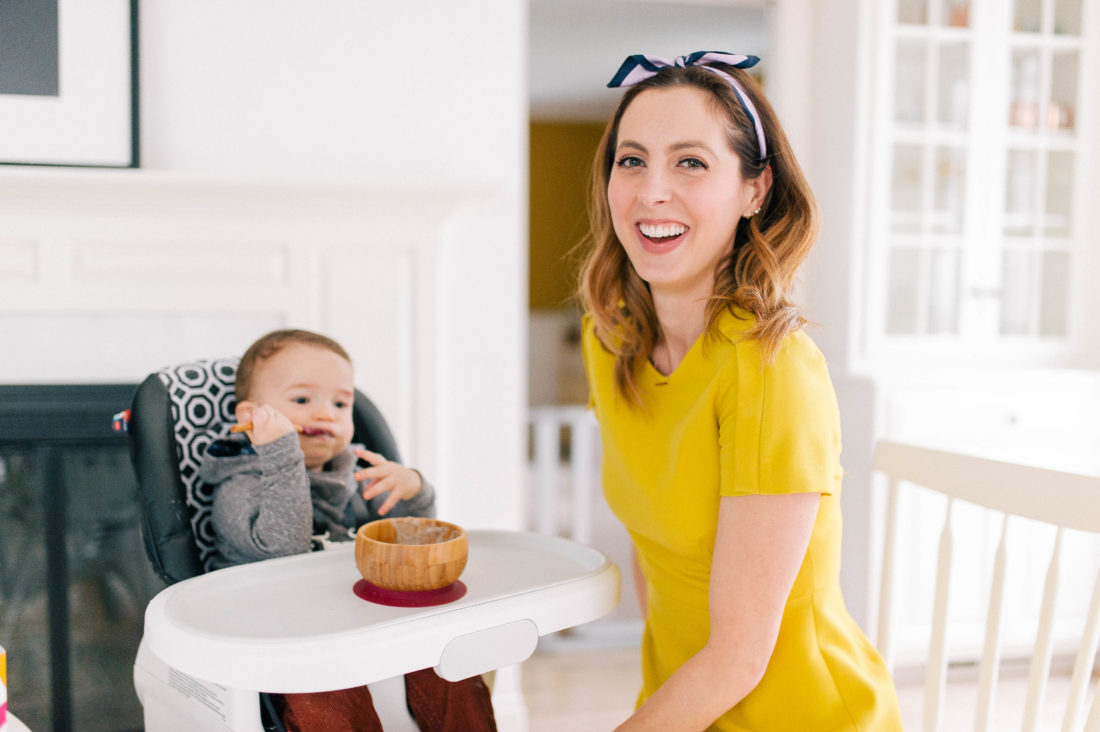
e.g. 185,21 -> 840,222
528,121 -> 606,310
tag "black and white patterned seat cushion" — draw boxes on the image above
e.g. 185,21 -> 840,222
156,358 -> 239,572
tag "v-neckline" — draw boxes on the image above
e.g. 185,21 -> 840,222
644,329 -> 706,383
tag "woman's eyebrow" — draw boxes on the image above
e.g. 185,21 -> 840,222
617,139 -> 716,155
669,140 -> 715,155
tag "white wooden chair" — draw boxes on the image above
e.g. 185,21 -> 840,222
873,440 -> 1100,732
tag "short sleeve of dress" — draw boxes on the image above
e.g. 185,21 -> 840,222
717,330 -> 843,497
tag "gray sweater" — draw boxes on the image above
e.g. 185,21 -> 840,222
199,432 -> 436,569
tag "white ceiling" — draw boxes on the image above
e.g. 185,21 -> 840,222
528,0 -> 769,122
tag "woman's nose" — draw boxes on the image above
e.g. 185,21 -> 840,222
637,171 -> 671,207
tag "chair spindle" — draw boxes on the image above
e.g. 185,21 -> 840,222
924,496 -> 955,732
974,513 -> 1010,732
1061,566 -> 1100,732
1022,528 -> 1064,732
877,476 -> 901,672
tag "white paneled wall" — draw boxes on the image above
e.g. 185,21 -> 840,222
0,169 -> 522,534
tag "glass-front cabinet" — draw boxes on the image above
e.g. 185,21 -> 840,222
865,0 -> 1095,363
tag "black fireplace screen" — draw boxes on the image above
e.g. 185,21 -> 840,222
0,384 -> 164,731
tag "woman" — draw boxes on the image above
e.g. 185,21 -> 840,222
579,52 -> 902,731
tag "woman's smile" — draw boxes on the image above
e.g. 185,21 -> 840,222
637,220 -> 690,252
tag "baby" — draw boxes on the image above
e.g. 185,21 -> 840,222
199,328 -> 495,731
200,328 -> 434,568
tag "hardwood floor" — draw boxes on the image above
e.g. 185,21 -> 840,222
522,645 -> 640,732
521,642 -> 1094,731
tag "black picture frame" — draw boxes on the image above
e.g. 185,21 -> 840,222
0,0 -> 140,168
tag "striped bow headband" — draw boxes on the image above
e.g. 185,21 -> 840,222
607,51 -> 767,160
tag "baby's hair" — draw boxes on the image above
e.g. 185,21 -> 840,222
235,329 -> 352,401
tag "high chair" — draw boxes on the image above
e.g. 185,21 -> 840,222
127,358 -> 620,731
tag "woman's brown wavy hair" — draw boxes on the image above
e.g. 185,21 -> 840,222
577,63 -> 818,405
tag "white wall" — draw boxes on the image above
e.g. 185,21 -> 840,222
528,0 -> 766,122
140,1 -> 524,190
0,1 -> 528,533
766,0 -> 881,630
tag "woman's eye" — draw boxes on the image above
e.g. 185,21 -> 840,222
678,157 -> 707,169
615,155 -> 644,169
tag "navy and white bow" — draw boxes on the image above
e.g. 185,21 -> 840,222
607,52 -> 767,160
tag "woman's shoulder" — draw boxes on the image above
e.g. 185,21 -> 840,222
716,306 -> 826,364
715,304 -> 757,338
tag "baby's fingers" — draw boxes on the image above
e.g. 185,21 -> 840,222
354,448 -> 389,466
377,490 -> 403,516
361,476 -> 393,501
354,464 -> 391,483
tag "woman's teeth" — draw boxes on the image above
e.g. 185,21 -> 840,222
639,223 -> 687,240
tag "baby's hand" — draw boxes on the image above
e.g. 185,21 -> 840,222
239,404 -> 297,446
354,448 -> 423,516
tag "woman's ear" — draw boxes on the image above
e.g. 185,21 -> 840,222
750,164 -> 774,214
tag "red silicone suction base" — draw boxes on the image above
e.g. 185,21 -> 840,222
353,579 -> 468,607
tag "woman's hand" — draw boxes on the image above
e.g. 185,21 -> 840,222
354,448 -> 423,515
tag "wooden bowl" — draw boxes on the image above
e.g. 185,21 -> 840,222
355,517 -> 468,592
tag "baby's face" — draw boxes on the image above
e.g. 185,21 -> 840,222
244,343 -> 355,470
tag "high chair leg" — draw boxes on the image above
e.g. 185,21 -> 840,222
368,676 -> 418,732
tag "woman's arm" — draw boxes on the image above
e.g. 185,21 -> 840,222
615,492 -> 820,732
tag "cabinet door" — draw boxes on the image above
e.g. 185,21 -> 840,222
866,0 -> 1090,362
1000,0 -> 1083,339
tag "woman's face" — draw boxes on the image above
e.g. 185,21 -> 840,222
607,85 -> 762,303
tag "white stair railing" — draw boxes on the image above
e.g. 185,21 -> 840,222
528,405 -> 600,544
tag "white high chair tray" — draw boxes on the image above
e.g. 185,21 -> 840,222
143,530 -> 620,693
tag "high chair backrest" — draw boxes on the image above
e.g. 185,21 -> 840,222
873,440 -> 1100,732
129,358 -> 400,585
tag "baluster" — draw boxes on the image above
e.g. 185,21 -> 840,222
569,411 -> 597,545
533,409 -> 560,537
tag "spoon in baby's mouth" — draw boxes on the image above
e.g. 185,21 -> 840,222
229,422 -> 304,434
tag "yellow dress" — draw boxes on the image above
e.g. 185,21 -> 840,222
582,308 -> 902,731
